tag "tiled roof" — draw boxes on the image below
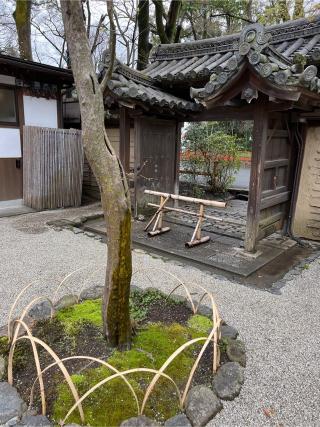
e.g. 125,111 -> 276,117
144,16 -> 320,84
189,22 -> 320,103
104,17 -> 320,110
105,62 -> 201,112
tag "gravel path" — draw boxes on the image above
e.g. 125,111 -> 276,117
0,207 -> 319,426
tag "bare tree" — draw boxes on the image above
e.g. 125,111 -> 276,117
13,0 -> 33,60
61,0 -> 132,349
137,0 -> 150,70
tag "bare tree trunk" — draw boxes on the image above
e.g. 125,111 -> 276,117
153,0 -> 182,44
165,0 -> 182,42
13,0 -> 33,60
244,0 -> 253,23
137,0 -> 150,70
153,0 -> 169,43
278,0 -> 290,22
60,0 -> 132,350
293,0 -> 304,19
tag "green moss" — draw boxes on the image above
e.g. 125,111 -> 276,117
56,299 -> 102,335
0,336 -> 9,356
187,315 -> 213,336
55,289 -> 185,339
53,322 -> 204,426
218,337 -> 229,353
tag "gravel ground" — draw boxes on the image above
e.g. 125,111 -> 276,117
0,206 -> 319,426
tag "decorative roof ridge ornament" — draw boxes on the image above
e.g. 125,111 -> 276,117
239,23 -> 272,57
241,85 -> 258,103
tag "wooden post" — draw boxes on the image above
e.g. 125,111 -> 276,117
173,122 -> 182,208
119,106 -> 130,173
244,100 -> 268,252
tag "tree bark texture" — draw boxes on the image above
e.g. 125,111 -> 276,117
278,0 -> 290,22
13,0 -> 33,61
293,0 -> 304,19
165,0 -> 182,43
60,0 -> 132,349
137,0 -> 150,70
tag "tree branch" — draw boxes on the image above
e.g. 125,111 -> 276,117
91,13 -> 107,54
100,0 -> 116,94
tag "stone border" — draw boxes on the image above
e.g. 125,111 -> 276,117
0,286 -> 246,427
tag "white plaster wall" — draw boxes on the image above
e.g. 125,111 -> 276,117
0,74 -> 15,85
0,128 -> 21,158
23,96 -> 58,128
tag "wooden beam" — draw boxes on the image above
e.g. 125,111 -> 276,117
189,105 -> 254,122
260,191 -> 291,210
119,106 -> 130,173
244,100 -> 268,252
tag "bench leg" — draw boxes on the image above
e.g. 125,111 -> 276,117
185,203 -> 210,248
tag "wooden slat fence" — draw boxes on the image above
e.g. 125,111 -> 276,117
23,126 -> 83,210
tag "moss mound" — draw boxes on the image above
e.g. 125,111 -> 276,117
52,293 -> 212,426
56,299 -> 103,334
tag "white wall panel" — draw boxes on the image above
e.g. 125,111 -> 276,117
0,74 -> 15,85
0,128 -> 21,158
23,95 -> 58,128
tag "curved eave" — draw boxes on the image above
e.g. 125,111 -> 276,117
193,63 -> 315,108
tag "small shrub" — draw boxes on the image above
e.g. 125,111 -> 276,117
130,289 -> 164,322
182,122 -> 243,194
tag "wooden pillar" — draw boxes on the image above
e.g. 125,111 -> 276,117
173,122 -> 182,207
119,106 -> 130,173
244,101 -> 268,252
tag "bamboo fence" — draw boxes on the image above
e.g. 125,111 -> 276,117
23,126 -> 83,210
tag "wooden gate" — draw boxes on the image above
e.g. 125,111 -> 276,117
245,108 -> 296,252
23,126 -> 83,210
134,117 -> 180,212
258,115 -> 295,240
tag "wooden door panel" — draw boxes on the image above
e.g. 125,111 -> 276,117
258,117 -> 294,239
0,158 -> 22,201
135,118 -> 177,211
